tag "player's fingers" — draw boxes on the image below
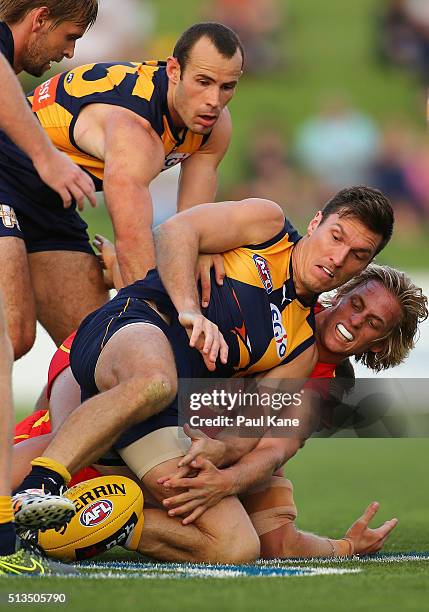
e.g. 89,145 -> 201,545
202,322 -> 215,354
80,177 -> 97,208
359,501 -> 380,526
67,184 -> 86,211
219,333 -> 229,364
200,270 -> 211,308
208,332 -> 220,364
213,255 -> 225,286
182,505 -> 207,525
59,187 -> 72,208
377,518 -> 398,539
163,490 -> 196,508
167,498 -> 204,517
189,319 -> 203,348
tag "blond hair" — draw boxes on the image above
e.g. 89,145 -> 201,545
0,0 -> 98,29
326,264 -> 428,372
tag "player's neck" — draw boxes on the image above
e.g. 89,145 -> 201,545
291,239 -> 315,304
7,20 -> 30,74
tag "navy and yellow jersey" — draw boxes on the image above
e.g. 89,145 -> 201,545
27,61 -> 209,185
204,218 -> 316,376
0,22 -> 14,66
120,218 -> 316,378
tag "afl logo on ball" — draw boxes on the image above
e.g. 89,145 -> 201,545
80,500 -> 113,527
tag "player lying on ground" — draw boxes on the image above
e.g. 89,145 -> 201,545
13,188 -> 393,507
0,21 -> 244,360
12,262 -> 427,559
13,189 -> 410,560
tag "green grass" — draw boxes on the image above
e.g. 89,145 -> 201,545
2,439 -> 428,611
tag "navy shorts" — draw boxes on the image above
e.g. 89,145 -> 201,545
70,275 -> 203,449
0,131 -> 94,254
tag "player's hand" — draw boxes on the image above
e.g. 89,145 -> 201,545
178,311 -> 228,371
162,457 -> 233,524
196,254 -> 225,308
157,424 -> 227,490
34,149 -> 97,211
345,502 -> 398,555
93,234 -> 124,291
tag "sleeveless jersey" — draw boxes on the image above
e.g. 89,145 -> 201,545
27,61 -> 209,184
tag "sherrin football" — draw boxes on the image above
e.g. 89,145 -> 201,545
38,476 -> 144,561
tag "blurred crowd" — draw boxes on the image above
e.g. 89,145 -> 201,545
377,0 -> 429,84
228,96 -> 429,234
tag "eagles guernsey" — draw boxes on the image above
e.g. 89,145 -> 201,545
26,61 -> 209,185
115,218 -> 317,378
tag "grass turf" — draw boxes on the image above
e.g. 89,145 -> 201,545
2,439 -> 428,611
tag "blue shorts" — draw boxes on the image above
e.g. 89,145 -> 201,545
0,131 -> 94,254
70,272 -> 205,449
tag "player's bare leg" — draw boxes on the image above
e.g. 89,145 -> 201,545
28,250 -> 108,347
12,368 -> 81,490
134,458 -> 260,563
0,238 -> 36,359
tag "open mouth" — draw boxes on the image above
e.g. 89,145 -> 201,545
197,115 -> 218,127
336,323 -> 354,342
317,265 -> 334,279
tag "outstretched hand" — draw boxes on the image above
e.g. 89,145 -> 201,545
345,502 -> 398,555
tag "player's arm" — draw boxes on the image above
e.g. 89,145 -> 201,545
0,55 -> 96,209
161,436 -> 300,524
260,501 -> 398,558
99,108 -> 165,285
155,199 -> 285,369
260,344 -> 319,381
155,198 -> 285,315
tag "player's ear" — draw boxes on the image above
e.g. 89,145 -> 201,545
30,7 -> 51,32
307,211 -> 323,236
368,338 -> 388,354
166,56 -> 181,84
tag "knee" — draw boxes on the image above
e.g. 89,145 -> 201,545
132,372 -> 177,420
11,322 -> 36,360
197,523 -> 260,564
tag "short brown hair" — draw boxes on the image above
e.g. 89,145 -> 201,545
331,264 -> 428,371
173,22 -> 244,72
321,185 -> 394,257
0,0 -> 98,29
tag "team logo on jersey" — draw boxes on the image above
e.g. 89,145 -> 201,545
253,255 -> 273,294
80,500 -> 113,527
163,152 -> 191,171
270,303 -> 287,359
32,74 -> 61,112
0,205 -> 20,230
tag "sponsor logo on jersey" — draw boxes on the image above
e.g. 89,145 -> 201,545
163,152 -> 191,170
281,283 -> 293,305
270,303 -> 287,359
0,204 -> 20,230
66,72 -> 74,84
32,74 -> 61,112
80,499 -> 113,527
253,255 -> 273,294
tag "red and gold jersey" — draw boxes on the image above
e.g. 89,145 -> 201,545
27,61 -> 208,184
47,331 -> 76,399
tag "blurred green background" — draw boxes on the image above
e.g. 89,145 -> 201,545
19,0 -> 429,271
